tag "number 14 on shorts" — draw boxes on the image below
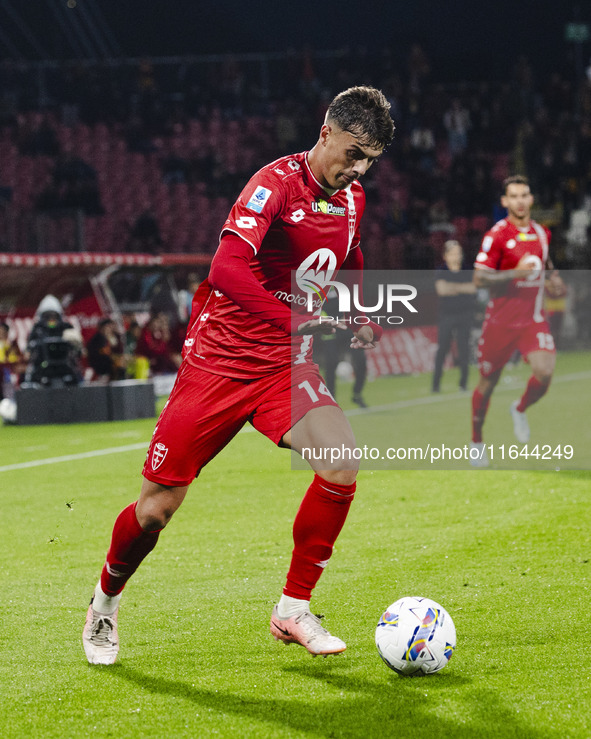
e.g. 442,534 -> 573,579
298,380 -> 334,403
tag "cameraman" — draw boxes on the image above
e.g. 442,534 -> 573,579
25,295 -> 83,387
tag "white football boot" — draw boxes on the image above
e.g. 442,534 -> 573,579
83,598 -> 119,665
510,400 -> 530,443
270,606 -> 346,656
470,441 -> 489,468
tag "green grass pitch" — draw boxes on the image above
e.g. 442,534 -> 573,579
1,352 -> 590,738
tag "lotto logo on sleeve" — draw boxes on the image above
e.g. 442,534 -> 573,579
246,186 -> 272,213
482,235 -> 493,253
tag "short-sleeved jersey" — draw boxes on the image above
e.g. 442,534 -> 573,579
183,150 -> 366,378
474,218 -> 551,328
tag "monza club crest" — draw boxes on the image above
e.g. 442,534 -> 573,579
295,248 -> 338,298
151,442 -> 168,471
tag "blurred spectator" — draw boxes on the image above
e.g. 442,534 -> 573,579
125,320 -> 142,356
427,198 -> 454,234
135,313 -> 182,375
126,210 -> 163,253
0,50 -> 588,267
86,318 -> 127,382
161,153 -> 190,184
124,320 -> 143,378
61,180 -> 104,215
218,55 -> 245,117
0,321 -> 26,399
149,277 -> 180,329
447,155 -> 473,218
189,146 -> 216,183
53,153 -> 97,186
315,293 -> 368,408
407,43 -> 430,95
125,114 -> 157,153
469,156 -> 494,215
384,195 -> 409,235
432,241 -> 476,393
35,153 -> 104,216
34,183 -> 62,212
512,55 -> 536,119
409,121 -> 436,173
178,272 -> 203,322
544,271 -> 569,349
444,98 -> 471,157
275,100 -> 300,151
17,115 -> 60,156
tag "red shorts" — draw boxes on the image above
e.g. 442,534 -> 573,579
142,361 -> 338,487
477,319 -> 555,377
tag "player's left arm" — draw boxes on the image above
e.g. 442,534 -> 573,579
338,245 -> 382,350
209,170 -> 343,337
542,226 -> 566,291
544,225 -> 555,272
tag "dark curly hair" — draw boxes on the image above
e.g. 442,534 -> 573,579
326,86 -> 395,151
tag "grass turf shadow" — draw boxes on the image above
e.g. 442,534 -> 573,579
107,662 -> 556,738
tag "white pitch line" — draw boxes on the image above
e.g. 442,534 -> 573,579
1,369 -> 589,473
342,369 -> 591,417
0,442 -> 149,473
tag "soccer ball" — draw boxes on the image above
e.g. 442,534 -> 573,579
335,360 -> 354,381
375,596 -> 456,676
0,397 -> 17,423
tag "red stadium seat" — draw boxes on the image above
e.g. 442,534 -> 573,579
452,217 -> 469,239
492,153 -> 510,182
429,230 -> 447,260
470,215 -> 490,233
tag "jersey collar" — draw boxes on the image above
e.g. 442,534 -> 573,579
303,152 -> 340,199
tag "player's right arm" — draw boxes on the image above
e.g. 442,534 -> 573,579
208,167 -> 341,337
208,235 -> 341,337
473,229 -> 535,288
435,277 -> 476,296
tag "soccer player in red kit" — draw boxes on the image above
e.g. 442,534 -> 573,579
470,175 -> 560,467
83,87 -> 395,663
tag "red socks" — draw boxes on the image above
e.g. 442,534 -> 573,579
517,375 -> 549,412
283,474 -> 355,600
101,476 -> 356,603
100,502 -> 161,596
472,375 -> 549,443
471,388 -> 490,443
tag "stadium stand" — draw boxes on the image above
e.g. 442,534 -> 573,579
0,48 -> 589,267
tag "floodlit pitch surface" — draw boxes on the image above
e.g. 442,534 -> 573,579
1,353 -> 590,738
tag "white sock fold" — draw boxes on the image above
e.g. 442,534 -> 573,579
92,580 -> 122,616
277,594 -> 310,620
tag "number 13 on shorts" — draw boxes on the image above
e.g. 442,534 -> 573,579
536,332 -> 555,351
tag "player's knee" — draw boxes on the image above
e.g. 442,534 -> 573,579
138,480 -> 187,530
479,378 -> 497,398
136,498 -> 178,531
533,368 -> 553,386
318,468 -> 358,486
138,509 -> 172,531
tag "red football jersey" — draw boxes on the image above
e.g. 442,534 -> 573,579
184,150 -> 366,378
474,218 -> 551,328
